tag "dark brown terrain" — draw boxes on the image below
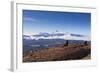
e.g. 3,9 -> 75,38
23,43 -> 91,62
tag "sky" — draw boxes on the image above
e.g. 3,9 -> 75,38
23,10 -> 91,35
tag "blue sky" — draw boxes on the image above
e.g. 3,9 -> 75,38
23,10 -> 91,35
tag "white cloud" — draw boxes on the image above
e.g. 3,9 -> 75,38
24,33 -> 90,41
23,17 -> 37,22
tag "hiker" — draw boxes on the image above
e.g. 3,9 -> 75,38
84,41 -> 88,45
64,40 -> 68,46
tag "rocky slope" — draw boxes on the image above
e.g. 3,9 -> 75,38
23,44 -> 91,62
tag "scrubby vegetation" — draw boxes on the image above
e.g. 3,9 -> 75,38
23,43 -> 91,62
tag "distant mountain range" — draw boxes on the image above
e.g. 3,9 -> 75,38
23,32 -> 91,53
23,32 -> 90,41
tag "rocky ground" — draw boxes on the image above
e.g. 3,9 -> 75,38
23,44 -> 91,62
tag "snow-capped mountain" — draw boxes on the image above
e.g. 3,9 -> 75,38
23,32 -> 90,41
